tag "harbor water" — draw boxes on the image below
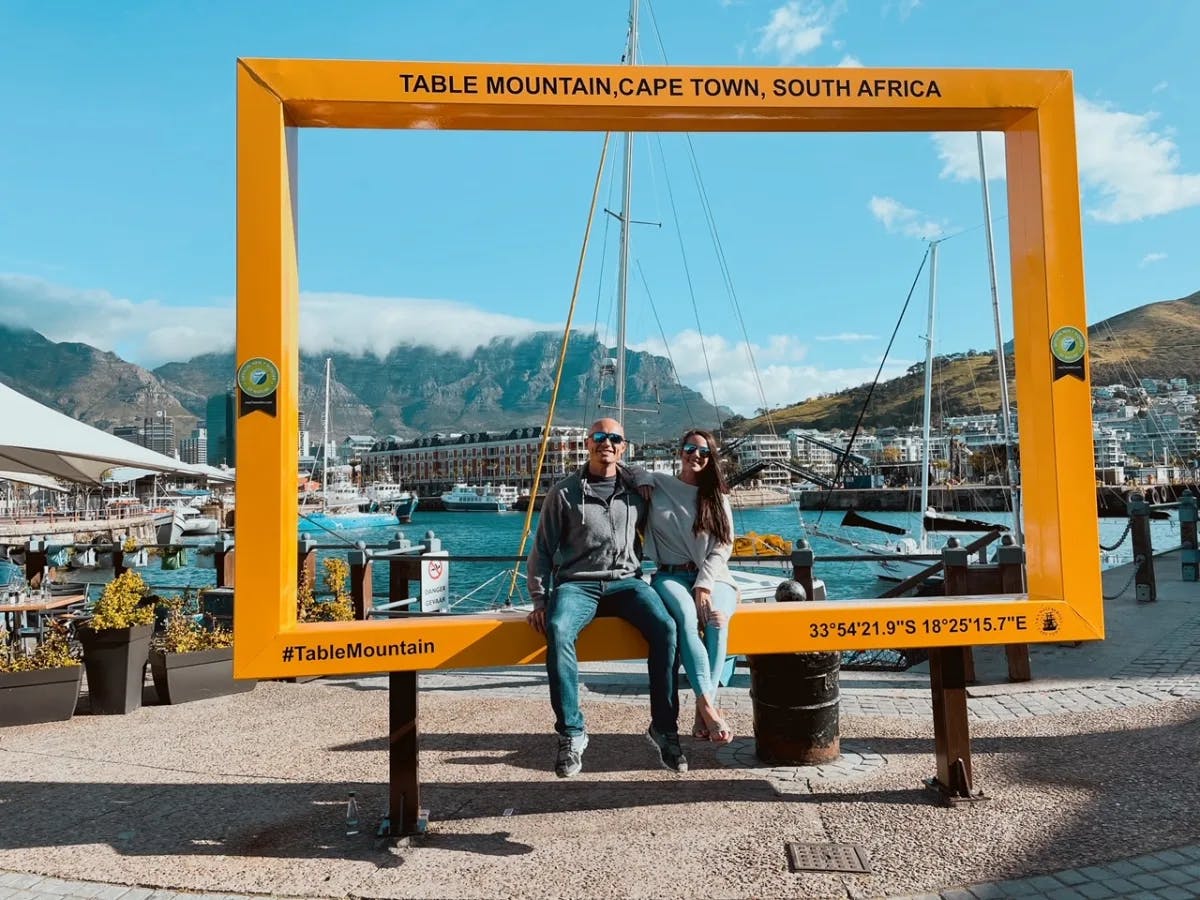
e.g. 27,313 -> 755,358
124,503 -> 1178,611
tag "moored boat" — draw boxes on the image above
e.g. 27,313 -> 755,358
440,483 -> 516,512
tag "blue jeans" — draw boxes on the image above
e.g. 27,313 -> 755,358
546,577 -> 679,738
651,573 -> 738,701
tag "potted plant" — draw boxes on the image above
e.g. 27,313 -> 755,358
121,536 -> 149,569
149,593 -> 255,704
0,621 -> 82,726
77,570 -> 156,714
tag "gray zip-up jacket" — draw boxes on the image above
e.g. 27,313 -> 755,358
526,464 -> 647,610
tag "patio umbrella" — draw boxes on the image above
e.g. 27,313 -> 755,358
0,381 -> 202,485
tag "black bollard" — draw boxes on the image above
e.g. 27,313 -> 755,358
1179,490 -> 1198,582
1128,492 -> 1156,603
747,540 -> 840,766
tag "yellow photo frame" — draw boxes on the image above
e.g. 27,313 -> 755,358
235,59 -> 1099,679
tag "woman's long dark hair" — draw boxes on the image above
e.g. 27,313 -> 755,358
683,429 -> 732,545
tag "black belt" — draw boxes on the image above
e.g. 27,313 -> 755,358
658,563 -> 697,574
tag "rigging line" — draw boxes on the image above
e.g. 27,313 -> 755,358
649,131 -> 721,429
682,135 -> 775,435
645,0 -> 766,434
1101,319 -> 1189,465
635,258 -> 696,425
506,131 -> 613,601
815,245 -> 931,525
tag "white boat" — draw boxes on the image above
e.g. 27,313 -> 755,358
441,483 -> 516,512
297,359 -> 398,532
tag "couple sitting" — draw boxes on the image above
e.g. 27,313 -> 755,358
526,417 -> 738,777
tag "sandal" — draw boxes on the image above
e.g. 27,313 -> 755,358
692,716 -> 710,741
705,713 -> 734,745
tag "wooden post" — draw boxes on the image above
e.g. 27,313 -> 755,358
941,542 -> 977,684
387,671 -> 421,838
214,536 -> 235,588
790,538 -> 814,603
113,540 -> 127,578
1128,491 -> 1156,603
389,533 -> 418,606
298,535 -> 317,592
349,543 -> 372,620
23,539 -> 48,588
927,541 -> 985,804
997,540 -> 1031,681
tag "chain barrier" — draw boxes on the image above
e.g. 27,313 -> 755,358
1102,554 -> 1143,600
1099,518 -> 1134,552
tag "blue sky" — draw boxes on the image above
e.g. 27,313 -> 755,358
1,1 -> 1197,415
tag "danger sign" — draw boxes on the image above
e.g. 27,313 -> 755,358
420,551 -> 449,613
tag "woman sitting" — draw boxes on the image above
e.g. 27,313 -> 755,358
645,429 -> 738,744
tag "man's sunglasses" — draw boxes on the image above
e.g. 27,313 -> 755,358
590,431 -> 626,445
682,443 -> 712,458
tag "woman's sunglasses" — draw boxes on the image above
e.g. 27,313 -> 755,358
682,443 -> 712,458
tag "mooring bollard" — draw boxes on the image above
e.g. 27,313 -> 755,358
747,539 -> 840,766
1128,491 -> 1156,603
1179,490 -> 1198,582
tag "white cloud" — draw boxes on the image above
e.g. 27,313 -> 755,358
1152,80 -> 1168,94
632,330 -> 904,414
815,332 -> 878,342
754,1 -> 843,63
931,97 -> 1200,223
930,131 -> 1005,182
1139,252 -> 1167,267
836,54 -> 863,67
868,195 -> 946,239
0,275 -> 554,369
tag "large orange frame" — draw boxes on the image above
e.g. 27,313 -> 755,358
235,59 -> 1100,679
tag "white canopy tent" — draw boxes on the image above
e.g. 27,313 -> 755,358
0,381 -> 208,485
0,470 -> 71,492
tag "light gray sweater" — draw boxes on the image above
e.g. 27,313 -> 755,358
644,471 -> 734,593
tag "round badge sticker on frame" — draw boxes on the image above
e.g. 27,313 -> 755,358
236,356 -> 281,416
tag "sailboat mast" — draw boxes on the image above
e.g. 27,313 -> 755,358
615,0 -> 639,423
919,239 -> 939,548
321,357 -> 332,496
976,132 -> 1024,545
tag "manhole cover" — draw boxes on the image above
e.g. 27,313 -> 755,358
785,842 -> 872,874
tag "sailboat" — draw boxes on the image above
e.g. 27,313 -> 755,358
831,134 -> 1020,582
298,358 -> 409,533
589,1 -> 798,605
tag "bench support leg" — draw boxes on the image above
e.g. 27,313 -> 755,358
925,646 -> 986,805
382,670 -> 421,838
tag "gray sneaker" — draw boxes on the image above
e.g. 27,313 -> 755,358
646,726 -> 688,773
555,733 -> 589,778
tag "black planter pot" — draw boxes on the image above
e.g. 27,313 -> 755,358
78,623 -> 154,715
0,665 -> 83,726
149,647 -> 256,704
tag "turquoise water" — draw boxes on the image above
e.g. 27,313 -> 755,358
132,503 -> 1178,610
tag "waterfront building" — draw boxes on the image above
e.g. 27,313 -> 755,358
360,426 -> 591,495
179,427 -> 208,465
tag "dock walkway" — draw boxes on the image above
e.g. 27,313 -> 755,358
1,552 -> 1198,899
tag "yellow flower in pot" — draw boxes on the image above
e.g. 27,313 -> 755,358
0,621 -> 83,727
149,594 -> 252,705
78,570 -> 156,714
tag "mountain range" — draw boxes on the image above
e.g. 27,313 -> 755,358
730,288 -> 1200,434
0,287 -> 1195,442
0,326 -> 729,442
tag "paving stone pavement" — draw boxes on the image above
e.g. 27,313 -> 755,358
4,551 -> 1198,899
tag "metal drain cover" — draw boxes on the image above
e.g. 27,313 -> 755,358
785,843 -> 871,874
